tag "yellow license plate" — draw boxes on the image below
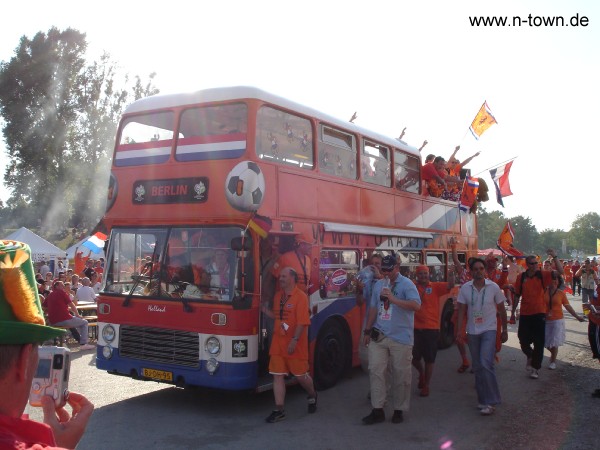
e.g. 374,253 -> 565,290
142,368 -> 173,381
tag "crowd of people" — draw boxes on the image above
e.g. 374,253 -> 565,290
421,146 -> 480,200
34,255 -> 103,350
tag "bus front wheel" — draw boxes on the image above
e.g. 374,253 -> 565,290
313,319 -> 349,390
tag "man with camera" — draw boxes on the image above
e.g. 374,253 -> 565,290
0,240 -> 94,449
361,254 -> 421,425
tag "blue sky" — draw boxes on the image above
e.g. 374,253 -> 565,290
1,0 -> 598,231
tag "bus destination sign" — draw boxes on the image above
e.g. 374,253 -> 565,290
133,177 -> 209,204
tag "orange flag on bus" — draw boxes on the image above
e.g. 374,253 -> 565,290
469,101 -> 498,140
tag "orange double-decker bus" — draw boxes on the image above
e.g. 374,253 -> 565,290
95,86 -> 478,391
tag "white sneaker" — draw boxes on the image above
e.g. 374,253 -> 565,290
548,362 -> 557,370
79,344 -> 95,350
530,369 -> 539,379
480,405 -> 495,416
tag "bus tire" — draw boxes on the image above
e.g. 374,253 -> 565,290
438,299 -> 455,349
313,319 -> 349,390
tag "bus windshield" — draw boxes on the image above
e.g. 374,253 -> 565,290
104,226 -> 252,303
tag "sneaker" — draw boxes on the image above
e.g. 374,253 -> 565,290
362,409 -> 385,425
391,410 -> 403,423
307,393 -> 318,414
79,344 -> 95,350
265,410 -> 286,423
477,404 -> 486,410
548,362 -> 557,370
480,405 -> 495,416
530,369 -> 539,379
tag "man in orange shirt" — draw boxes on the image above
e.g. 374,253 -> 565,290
412,265 -> 450,397
513,250 -> 563,379
261,267 -> 317,423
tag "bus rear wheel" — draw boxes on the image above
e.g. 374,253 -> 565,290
314,319 -> 349,390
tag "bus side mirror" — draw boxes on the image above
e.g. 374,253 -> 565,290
232,294 -> 252,310
230,237 -> 252,251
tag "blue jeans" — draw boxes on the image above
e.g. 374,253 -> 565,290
54,316 -> 89,345
582,288 -> 595,304
468,330 -> 501,406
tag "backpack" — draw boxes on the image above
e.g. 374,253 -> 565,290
519,270 -> 545,294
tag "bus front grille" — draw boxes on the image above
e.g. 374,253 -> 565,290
119,325 -> 200,368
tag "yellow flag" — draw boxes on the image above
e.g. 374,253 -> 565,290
469,101 -> 498,140
597,238 -> 600,255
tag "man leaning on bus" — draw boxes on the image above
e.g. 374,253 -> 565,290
261,267 -> 317,423
362,254 -> 421,425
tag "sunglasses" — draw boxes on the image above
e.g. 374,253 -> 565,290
381,267 -> 394,273
527,261 -> 538,266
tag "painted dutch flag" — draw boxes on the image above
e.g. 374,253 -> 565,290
175,133 -> 247,162
114,140 -> 172,167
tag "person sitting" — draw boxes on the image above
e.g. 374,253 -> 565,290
46,281 -> 94,350
75,277 -> 96,304
0,240 -> 94,449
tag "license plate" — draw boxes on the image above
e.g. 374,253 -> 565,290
142,368 -> 173,381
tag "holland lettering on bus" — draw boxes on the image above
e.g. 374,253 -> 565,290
95,86 -> 478,392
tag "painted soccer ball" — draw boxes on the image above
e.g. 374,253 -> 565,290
225,161 -> 265,211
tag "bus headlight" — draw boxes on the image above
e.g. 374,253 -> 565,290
102,324 -> 116,342
205,337 -> 221,355
206,358 -> 219,374
102,346 -> 113,359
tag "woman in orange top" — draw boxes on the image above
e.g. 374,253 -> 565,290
545,272 -> 584,369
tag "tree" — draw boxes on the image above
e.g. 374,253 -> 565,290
509,215 -> 538,254
0,27 -> 158,235
476,206 -> 506,249
569,212 -> 600,255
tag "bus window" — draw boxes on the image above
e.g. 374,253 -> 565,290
256,106 -> 313,169
105,227 -> 251,303
394,150 -> 420,194
319,250 -> 359,299
397,251 -> 422,280
318,125 -> 357,180
176,104 -> 248,161
362,141 -> 390,187
115,111 -> 175,166
426,252 -> 446,282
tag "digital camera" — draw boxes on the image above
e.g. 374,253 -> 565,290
29,346 -> 71,408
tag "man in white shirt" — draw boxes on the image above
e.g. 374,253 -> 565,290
75,277 -> 96,303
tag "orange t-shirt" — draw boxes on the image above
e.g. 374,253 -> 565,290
270,286 -> 311,360
486,268 -> 508,287
514,270 -> 554,315
545,288 -> 569,321
414,282 -> 449,329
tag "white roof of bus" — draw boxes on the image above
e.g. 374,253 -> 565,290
123,86 -> 420,157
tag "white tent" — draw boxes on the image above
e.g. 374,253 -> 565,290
66,237 -> 105,260
4,227 -> 67,263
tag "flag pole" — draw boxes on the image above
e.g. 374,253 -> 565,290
473,156 -> 518,177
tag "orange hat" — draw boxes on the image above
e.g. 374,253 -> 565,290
416,265 -> 429,273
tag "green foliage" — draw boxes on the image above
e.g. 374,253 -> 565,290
477,206 -> 598,258
0,27 -> 159,233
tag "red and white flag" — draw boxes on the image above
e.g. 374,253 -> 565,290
489,161 -> 513,207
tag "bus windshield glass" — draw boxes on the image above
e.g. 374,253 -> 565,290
104,226 -> 252,303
